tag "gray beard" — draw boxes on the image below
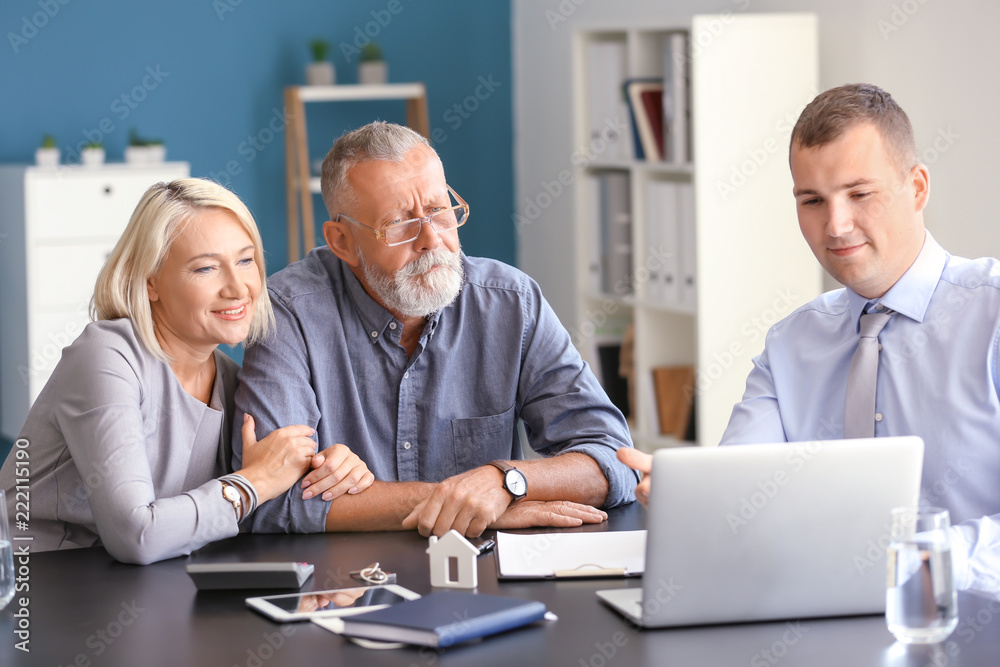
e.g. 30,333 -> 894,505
356,246 -> 465,318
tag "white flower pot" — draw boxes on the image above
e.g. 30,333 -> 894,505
147,144 -> 166,163
306,61 -> 335,86
35,147 -> 60,168
81,148 -> 105,167
359,60 -> 387,85
126,145 -> 166,165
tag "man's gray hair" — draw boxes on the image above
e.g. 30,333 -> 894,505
320,121 -> 434,218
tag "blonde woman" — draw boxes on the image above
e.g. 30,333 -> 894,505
0,179 -> 373,564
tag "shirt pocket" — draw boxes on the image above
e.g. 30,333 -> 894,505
451,404 -> 517,472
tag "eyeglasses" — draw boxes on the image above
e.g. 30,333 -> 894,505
335,185 -> 469,247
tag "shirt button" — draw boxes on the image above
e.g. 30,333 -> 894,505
874,303 -> 884,311
403,441 -> 411,450
403,372 -> 409,379
389,322 -> 397,330
875,413 -> 884,422
370,331 -> 378,338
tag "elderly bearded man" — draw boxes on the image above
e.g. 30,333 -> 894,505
235,121 -> 638,537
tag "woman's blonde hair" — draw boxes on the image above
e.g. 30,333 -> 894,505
91,178 -> 275,362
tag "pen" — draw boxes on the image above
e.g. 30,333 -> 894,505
477,538 -> 496,556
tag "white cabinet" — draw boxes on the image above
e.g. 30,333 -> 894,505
567,15 -> 823,449
0,162 -> 189,439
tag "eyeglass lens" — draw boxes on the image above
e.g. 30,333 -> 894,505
384,196 -> 467,245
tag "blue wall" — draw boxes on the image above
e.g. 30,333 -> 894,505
0,0 -> 513,461
0,0 -> 513,263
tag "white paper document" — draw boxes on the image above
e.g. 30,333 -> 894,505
495,530 -> 647,579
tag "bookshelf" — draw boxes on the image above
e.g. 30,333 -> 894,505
283,83 -> 430,262
571,14 -> 823,450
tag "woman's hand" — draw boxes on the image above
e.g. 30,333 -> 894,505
238,414 -> 317,501
300,444 -> 375,501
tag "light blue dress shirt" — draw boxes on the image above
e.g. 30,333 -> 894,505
234,248 -> 637,534
721,232 -> 1000,595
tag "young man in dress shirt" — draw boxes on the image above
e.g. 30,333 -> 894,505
620,83 -> 999,594
235,121 -> 638,537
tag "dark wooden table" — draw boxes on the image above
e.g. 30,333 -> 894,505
2,503 -> 998,666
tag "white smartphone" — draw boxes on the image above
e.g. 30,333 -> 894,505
246,584 -> 421,622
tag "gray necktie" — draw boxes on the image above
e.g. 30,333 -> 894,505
844,310 -> 893,439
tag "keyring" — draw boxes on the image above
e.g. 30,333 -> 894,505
350,562 -> 396,585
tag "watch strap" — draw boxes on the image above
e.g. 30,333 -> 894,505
488,460 -> 516,474
488,460 -> 526,499
220,480 -> 243,521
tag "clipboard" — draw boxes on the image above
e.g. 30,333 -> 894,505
494,530 -> 646,580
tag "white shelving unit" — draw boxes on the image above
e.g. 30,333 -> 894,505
0,162 -> 190,440
571,14 -> 823,450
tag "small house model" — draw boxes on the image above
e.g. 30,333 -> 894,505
426,530 -> 479,589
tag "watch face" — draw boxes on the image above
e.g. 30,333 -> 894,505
505,470 -> 527,497
223,485 -> 241,503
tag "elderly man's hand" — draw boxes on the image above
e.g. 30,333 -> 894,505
490,500 -> 607,530
401,465 -> 516,538
617,448 -> 653,507
401,466 -> 610,537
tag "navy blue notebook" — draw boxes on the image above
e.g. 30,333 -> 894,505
338,591 -> 548,648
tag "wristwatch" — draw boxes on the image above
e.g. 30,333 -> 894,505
488,461 -> 527,500
220,481 -> 243,521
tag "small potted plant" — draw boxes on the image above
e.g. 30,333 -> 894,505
306,39 -> 335,86
126,128 -> 166,165
81,141 -> 105,167
35,134 -> 60,168
359,41 -> 387,85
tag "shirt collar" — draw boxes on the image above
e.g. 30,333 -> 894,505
336,254 -> 448,344
846,230 -> 948,331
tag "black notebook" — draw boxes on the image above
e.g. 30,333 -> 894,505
337,591 -> 548,648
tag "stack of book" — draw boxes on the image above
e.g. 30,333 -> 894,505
617,32 -> 692,163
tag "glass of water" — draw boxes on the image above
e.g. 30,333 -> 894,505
886,507 -> 958,644
0,489 -> 14,611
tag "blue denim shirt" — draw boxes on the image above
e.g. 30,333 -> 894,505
234,247 -> 637,533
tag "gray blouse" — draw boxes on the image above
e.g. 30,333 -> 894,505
0,319 -> 242,563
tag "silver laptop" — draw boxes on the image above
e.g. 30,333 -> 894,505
597,437 -> 924,627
